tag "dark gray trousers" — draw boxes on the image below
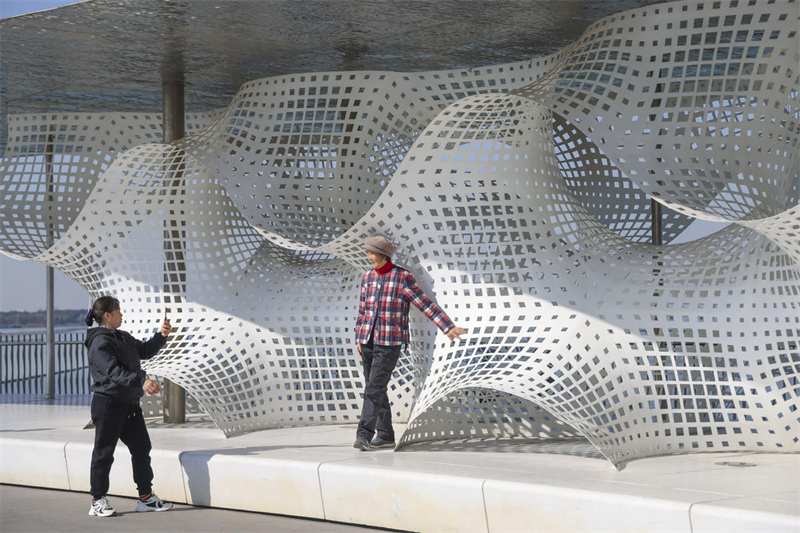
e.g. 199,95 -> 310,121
357,339 -> 401,441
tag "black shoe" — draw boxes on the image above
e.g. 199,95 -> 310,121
353,436 -> 370,451
370,436 -> 396,449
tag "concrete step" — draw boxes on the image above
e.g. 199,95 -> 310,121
1,400 -> 798,532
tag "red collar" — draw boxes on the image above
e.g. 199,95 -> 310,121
375,260 -> 394,275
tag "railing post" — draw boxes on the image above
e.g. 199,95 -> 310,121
0,334 -> 87,395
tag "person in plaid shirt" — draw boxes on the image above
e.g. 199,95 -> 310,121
354,235 -> 467,450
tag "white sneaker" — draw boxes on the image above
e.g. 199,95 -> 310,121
88,495 -> 116,517
135,493 -> 173,512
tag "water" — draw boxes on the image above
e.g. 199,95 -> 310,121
0,326 -> 84,335
3,368 -> 91,396
0,327 -> 89,395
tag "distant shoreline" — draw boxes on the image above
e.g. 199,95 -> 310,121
0,309 -> 85,329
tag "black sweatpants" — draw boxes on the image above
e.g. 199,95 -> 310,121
89,394 -> 153,499
357,339 -> 402,441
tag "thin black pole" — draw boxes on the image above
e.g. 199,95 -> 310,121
45,133 -> 55,399
160,2 -> 188,423
651,198 -> 662,246
161,76 -> 186,424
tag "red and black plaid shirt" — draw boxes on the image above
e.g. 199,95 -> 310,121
355,264 -> 455,346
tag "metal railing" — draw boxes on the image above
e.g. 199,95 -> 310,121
0,332 -> 89,394
0,331 -> 205,418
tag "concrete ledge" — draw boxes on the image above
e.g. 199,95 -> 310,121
0,438 -> 71,490
180,451 -> 325,519
1,403 -> 798,533
319,460 -> 488,533
483,477 -> 694,533
690,496 -> 800,533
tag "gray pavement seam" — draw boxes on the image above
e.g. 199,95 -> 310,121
316,460 -> 328,521
176,450 -> 189,505
62,442 -> 72,491
686,494 -> 796,533
480,478 -> 490,533
314,453 -> 389,522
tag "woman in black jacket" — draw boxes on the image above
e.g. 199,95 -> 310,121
84,296 -> 173,517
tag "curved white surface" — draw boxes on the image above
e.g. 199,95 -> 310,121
0,0 -> 797,467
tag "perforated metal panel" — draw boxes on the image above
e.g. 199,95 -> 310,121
0,0 -> 797,465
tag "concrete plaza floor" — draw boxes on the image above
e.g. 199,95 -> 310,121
0,484 -> 387,533
1,396 -> 798,533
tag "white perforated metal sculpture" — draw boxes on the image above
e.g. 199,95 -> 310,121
1,0 -> 797,466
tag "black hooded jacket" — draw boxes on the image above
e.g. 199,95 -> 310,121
85,327 -> 166,404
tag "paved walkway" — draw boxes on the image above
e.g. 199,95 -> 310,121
1,396 -> 798,532
0,484 -> 390,533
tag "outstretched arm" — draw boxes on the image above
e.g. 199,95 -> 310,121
126,318 -> 171,360
445,327 -> 468,342
402,272 -> 465,340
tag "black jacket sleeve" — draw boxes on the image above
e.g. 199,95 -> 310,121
120,331 -> 167,361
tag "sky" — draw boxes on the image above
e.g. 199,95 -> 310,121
1,0 -> 91,312
0,0 -> 730,312
0,0 -> 83,19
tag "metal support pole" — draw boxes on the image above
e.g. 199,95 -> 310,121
162,79 -> 186,424
651,198 -> 662,246
651,197 -> 664,290
162,81 -> 185,144
45,134 -> 55,399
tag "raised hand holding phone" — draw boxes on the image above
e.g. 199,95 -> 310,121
160,308 -> 172,337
